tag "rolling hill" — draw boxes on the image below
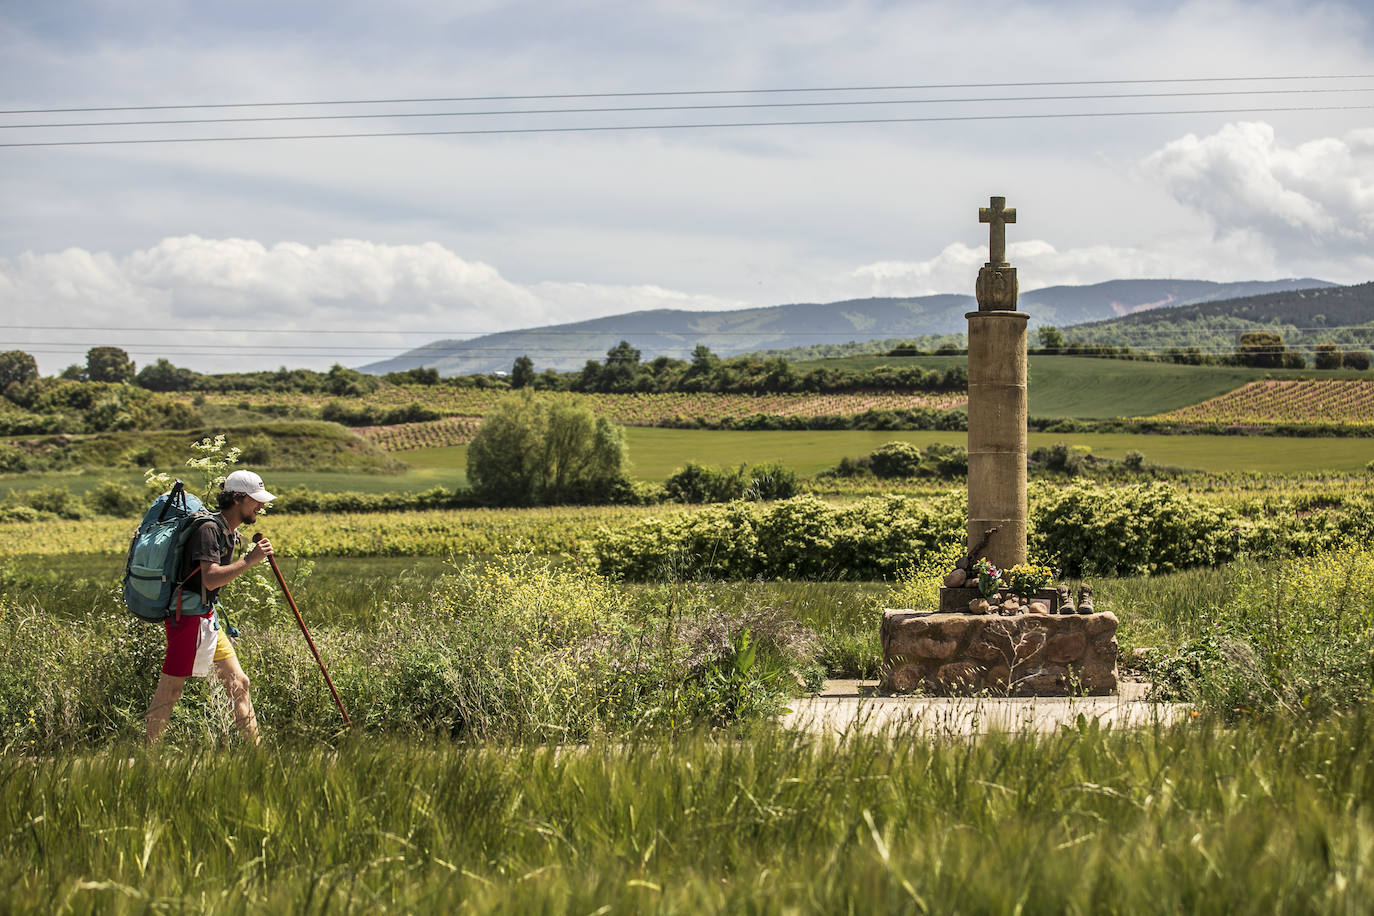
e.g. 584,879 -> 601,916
360,278 -> 1331,376
1047,281 -> 1374,355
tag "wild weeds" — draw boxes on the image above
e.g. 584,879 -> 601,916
0,555 -> 821,749
1135,546 -> 1374,717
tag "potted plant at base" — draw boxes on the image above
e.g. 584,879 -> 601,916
1006,562 -> 1056,613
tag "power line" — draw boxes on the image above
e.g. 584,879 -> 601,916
3,104 -> 1372,149
4,74 -> 1370,115
7,87 -> 1372,130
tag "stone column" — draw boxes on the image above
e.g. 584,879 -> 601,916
967,197 -> 1027,570
966,310 -> 1028,568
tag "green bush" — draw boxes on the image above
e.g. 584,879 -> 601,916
744,461 -> 799,500
1030,480 -> 1241,577
83,480 -> 146,517
868,441 -> 922,478
1030,441 -> 1088,475
237,433 -> 274,464
592,494 -> 965,581
662,461 -> 797,503
0,442 -> 30,472
920,441 -> 968,478
663,462 -> 749,503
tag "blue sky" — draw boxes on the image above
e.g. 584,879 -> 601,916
1,0 -> 1372,372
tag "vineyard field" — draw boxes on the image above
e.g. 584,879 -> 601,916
187,388 -> 964,434
354,416 -> 483,450
1146,379 -> 1374,428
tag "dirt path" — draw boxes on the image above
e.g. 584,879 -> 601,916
782,679 -> 1192,736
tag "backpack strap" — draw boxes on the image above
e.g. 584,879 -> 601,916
199,515 -> 234,610
174,514 -> 235,622
156,479 -> 186,525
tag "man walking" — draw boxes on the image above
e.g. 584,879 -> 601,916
146,470 -> 275,744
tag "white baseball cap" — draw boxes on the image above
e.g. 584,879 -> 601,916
223,469 -> 276,503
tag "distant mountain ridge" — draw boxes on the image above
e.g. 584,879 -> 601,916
359,278 -> 1334,376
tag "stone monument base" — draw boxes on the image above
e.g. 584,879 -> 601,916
880,610 -> 1118,697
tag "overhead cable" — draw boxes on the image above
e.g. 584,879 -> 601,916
3,74 -> 1371,115
5,86 -> 1372,130
4,104 -> 1374,149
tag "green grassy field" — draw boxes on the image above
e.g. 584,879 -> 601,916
400,427 -> 1374,478
4,426 -> 1370,504
794,354 -> 1371,418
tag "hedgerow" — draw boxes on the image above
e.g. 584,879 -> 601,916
590,494 -> 966,581
592,483 -> 1374,581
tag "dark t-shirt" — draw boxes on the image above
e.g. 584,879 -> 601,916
179,516 -> 236,603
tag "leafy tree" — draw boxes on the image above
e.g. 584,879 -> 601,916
604,340 -> 641,368
1037,326 -> 1065,352
325,364 -> 380,397
86,347 -> 135,383
1235,331 -> 1304,369
467,391 -> 630,505
1313,343 -> 1341,370
136,358 -> 200,391
510,355 -> 536,389
59,364 -> 86,381
0,350 -> 38,390
383,367 -> 440,386
689,344 -> 719,372
1343,350 -> 1372,371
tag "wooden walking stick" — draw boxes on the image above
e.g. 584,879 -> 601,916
253,533 -> 351,726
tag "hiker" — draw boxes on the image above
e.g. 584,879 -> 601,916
145,470 -> 275,744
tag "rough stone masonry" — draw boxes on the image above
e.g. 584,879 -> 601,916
880,196 -> 1119,697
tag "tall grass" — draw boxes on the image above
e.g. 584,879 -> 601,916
3,714 -> 1373,912
0,556 -> 825,749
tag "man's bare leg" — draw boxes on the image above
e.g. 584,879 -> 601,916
213,655 -> 260,744
146,673 -> 187,743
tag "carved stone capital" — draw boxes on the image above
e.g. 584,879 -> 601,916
975,265 -> 1018,311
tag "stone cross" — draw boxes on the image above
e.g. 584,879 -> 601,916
967,194 -> 1026,572
979,196 -> 1016,265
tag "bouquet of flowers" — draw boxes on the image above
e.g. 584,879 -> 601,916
1006,562 -> 1055,599
970,557 -> 1002,599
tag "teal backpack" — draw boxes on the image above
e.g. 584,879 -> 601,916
123,480 -> 230,623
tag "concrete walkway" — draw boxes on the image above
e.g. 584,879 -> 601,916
781,679 -> 1192,736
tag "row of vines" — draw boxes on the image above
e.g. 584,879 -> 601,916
1147,379 -> 1374,427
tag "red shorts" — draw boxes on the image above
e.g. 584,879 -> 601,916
161,614 -> 231,677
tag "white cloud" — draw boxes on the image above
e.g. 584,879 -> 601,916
1142,122 -> 1374,251
0,236 -> 747,373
